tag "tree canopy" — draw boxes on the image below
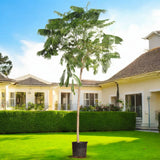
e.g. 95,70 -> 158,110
37,4 -> 122,92
0,53 -> 13,76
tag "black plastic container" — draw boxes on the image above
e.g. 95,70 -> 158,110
72,142 -> 88,158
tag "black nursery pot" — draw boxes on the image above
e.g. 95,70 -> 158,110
72,142 -> 88,158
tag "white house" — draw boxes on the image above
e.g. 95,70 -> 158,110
0,30 -> 160,129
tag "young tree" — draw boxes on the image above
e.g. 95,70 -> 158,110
0,53 -> 13,76
37,4 -> 122,143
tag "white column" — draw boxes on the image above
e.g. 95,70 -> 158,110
5,85 -> 9,109
45,91 -> 49,108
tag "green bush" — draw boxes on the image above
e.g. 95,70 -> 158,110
80,104 -> 122,112
14,102 -> 46,111
15,104 -> 26,110
0,111 -> 136,134
27,102 -> 35,110
158,113 -> 160,132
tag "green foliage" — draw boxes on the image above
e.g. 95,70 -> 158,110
15,104 -> 26,110
37,4 -> 122,89
80,105 -> 96,111
34,104 -> 45,111
55,101 -> 58,110
0,52 -> 13,76
27,102 -> 35,110
0,111 -> 136,133
158,113 -> 160,132
14,102 -> 45,111
80,104 -> 122,112
79,112 -> 136,131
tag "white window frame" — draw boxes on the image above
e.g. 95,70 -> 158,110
9,92 -> 15,107
84,93 -> 98,106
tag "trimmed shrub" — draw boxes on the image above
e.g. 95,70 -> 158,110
158,113 -> 160,132
0,111 -> 136,134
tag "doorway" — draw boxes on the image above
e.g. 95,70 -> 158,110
125,93 -> 142,117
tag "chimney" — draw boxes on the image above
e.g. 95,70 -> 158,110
144,31 -> 160,50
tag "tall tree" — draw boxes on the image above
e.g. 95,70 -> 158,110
37,4 -> 122,143
0,53 -> 13,76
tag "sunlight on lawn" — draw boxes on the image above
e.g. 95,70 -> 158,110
0,131 -> 159,160
80,135 -> 139,145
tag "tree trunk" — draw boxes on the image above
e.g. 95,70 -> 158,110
77,68 -> 83,143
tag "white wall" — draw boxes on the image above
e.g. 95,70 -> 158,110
57,87 -> 102,110
8,86 -> 50,108
102,77 -> 160,127
148,34 -> 160,50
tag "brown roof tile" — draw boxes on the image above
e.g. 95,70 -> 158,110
17,77 -> 50,86
102,47 -> 160,83
82,80 -> 102,86
0,73 -> 14,82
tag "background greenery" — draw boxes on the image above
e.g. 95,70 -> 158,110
0,111 -> 136,133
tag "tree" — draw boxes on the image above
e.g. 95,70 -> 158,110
0,53 -> 13,76
37,4 -> 122,143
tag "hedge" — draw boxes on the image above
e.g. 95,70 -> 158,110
158,113 -> 160,132
0,111 -> 136,134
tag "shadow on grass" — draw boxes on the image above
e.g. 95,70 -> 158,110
1,136 -> 160,160
0,148 -> 72,160
0,131 -> 160,160
80,130 -> 160,139
0,140 -> 149,160
0,136 -> 34,142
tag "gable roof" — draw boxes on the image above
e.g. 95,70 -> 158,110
15,74 -> 51,86
144,31 -> 160,39
102,47 -> 160,84
17,77 -> 50,86
0,72 -> 14,82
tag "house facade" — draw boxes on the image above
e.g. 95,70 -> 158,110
100,31 -> 160,128
0,74 -> 52,110
0,74 -> 102,111
0,31 -> 160,129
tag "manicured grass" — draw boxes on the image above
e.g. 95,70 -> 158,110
0,131 -> 159,160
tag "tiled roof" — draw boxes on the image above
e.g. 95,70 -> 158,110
51,80 -> 101,87
16,77 -> 50,86
81,80 -> 102,86
0,73 -> 14,82
102,47 -> 160,83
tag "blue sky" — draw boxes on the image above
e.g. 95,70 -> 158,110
1,0 -> 160,81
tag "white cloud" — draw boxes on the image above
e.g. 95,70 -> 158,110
9,40 -> 65,82
2,7 -> 160,82
91,8 -> 160,81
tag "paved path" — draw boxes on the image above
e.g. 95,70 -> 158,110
136,129 -> 159,133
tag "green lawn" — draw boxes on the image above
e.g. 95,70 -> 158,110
0,131 -> 159,160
